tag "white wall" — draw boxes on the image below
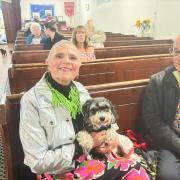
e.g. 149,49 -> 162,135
154,0 -> 180,39
20,0 -> 78,27
78,0 -> 92,25
90,0 -> 180,39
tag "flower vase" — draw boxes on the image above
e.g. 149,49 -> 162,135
141,30 -> 146,37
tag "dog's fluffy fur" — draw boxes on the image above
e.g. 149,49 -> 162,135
0,48 -> 7,56
76,97 -> 141,161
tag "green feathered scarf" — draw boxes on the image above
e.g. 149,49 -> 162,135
47,82 -> 81,119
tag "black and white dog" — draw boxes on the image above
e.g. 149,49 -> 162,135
76,97 -> 140,161
0,48 -> 7,56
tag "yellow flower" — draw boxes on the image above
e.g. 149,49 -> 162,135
135,19 -> 151,37
146,19 -> 151,24
136,20 -> 141,28
143,19 -> 147,24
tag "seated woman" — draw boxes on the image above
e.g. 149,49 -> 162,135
26,22 -> 46,44
86,19 -> 95,39
19,40 -> 150,180
72,25 -> 96,61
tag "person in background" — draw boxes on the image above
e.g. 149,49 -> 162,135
33,15 -> 40,23
142,35 -> 180,180
45,12 -> 55,23
85,19 -> 95,39
26,22 -> 46,44
20,40 -> 150,180
85,19 -> 106,48
43,23 -> 65,50
71,25 -> 96,61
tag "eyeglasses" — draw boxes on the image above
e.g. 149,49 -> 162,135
169,47 -> 180,56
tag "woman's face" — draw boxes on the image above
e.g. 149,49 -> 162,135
76,28 -> 86,43
47,43 -> 81,85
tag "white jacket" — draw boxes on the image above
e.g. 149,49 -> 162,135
19,74 -> 90,174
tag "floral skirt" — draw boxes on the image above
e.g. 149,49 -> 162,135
37,153 -> 151,180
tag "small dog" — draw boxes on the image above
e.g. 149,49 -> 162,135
0,48 -> 7,56
76,97 -> 140,161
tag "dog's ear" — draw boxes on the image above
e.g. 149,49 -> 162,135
82,98 -> 93,115
107,99 -> 118,123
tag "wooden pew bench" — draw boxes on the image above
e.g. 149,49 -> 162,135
14,44 -> 44,51
0,79 -> 149,180
105,36 -> 152,41
8,54 -> 172,94
104,39 -> 173,47
12,44 -> 172,64
15,39 -> 26,44
14,39 -> 173,51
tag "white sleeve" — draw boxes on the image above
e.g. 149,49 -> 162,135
19,93 -> 75,175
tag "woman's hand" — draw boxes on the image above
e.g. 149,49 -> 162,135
95,140 -> 119,154
91,130 -> 106,148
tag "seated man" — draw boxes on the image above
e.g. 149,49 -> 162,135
43,23 -> 65,50
26,22 -> 46,44
45,12 -> 55,23
142,35 -> 180,180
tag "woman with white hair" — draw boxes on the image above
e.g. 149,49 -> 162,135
20,40 -> 150,180
26,22 -> 46,44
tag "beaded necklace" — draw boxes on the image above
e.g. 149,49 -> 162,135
47,81 -> 81,119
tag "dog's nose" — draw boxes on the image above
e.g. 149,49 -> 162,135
100,116 -> 105,121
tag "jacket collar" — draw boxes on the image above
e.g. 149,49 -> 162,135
34,72 -> 87,108
164,65 -> 176,74
164,65 -> 179,87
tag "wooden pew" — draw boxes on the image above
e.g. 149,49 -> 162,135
104,39 -> 173,47
12,44 -> 172,64
14,44 -> 44,51
14,39 -> 173,51
15,39 -> 26,44
16,31 -> 134,38
16,31 -> 25,37
105,36 -> 152,41
9,54 -> 172,94
105,34 -> 135,37
0,78 -> 148,180
15,36 -> 70,44
15,36 -> 153,45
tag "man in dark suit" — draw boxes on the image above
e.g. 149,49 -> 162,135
142,35 -> 180,180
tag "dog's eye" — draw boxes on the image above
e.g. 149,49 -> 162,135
100,107 -> 110,112
90,108 -> 97,114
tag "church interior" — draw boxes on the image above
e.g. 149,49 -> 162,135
0,0 -> 180,179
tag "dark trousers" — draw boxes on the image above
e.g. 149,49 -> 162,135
157,150 -> 180,180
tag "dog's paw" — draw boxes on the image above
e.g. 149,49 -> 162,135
76,131 -> 94,151
106,128 -> 119,142
117,134 -> 134,153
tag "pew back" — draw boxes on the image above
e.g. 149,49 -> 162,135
12,44 -> 171,64
104,39 -> 173,47
9,54 -> 172,94
14,39 -> 173,51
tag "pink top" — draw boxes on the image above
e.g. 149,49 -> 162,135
79,47 -> 96,61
